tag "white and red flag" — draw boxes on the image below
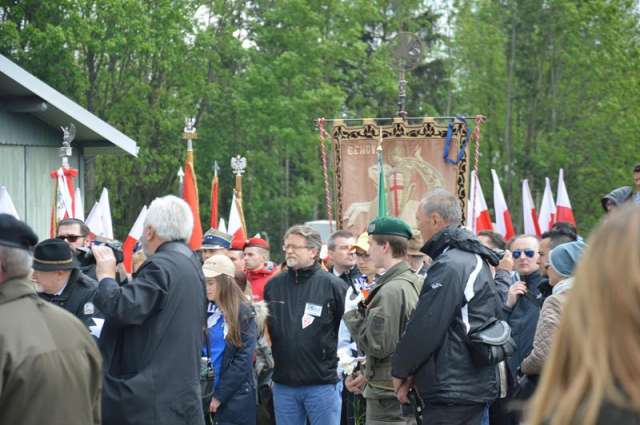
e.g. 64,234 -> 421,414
466,170 -> 493,234
522,179 -> 541,236
0,186 -> 19,219
122,205 -> 148,273
85,188 -> 113,240
50,167 -> 77,237
228,191 -> 247,247
538,177 -> 556,233
491,169 -> 515,241
74,187 -> 85,221
556,169 -> 576,226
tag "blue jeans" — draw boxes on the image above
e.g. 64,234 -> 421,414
273,382 -> 342,425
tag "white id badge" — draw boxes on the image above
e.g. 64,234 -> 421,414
304,303 -> 323,317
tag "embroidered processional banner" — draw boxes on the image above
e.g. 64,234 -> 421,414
331,117 -> 470,236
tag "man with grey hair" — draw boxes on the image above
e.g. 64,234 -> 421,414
264,224 -> 346,425
92,195 -> 207,425
392,189 -> 501,424
0,214 -> 102,425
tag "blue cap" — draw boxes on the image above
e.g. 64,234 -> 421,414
549,240 -> 587,278
200,228 -> 231,250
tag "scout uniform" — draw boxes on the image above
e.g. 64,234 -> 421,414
343,217 -> 423,425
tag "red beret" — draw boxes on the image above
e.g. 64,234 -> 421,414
244,237 -> 269,250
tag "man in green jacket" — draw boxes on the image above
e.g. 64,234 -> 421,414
0,214 -> 102,425
343,216 -> 423,425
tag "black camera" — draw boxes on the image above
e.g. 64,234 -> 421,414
76,241 -> 125,265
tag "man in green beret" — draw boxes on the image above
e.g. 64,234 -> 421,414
343,216 -> 423,425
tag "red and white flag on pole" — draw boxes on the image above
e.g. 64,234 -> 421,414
0,186 -> 19,219
466,171 -> 493,234
556,168 -> 576,226
538,177 -> 556,233
182,151 -> 203,250
228,191 -> 247,247
85,188 -> 113,240
123,205 -> 148,273
491,169 -> 515,241
74,187 -> 85,221
50,167 -> 77,237
522,179 -> 541,236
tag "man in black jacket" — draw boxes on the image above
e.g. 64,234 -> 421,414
32,238 -> 102,334
392,189 -> 499,425
264,224 -> 346,425
504,234 -> 544,382
92,195 -> 207,425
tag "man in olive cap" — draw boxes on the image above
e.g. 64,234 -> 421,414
32,238 -> 102,333
343,216 -> 423,425
0,214 -> 102,425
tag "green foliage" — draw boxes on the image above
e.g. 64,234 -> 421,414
1,0 -> 638,245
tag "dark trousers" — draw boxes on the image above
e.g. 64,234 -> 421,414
422,402 -> 485,425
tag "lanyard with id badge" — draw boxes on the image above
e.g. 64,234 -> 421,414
301,302 -> 323,329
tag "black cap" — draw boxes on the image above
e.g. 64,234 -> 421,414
0,214 -> 38,251
32,238 -> 79,271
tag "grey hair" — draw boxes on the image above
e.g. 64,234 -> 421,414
284,225 -> 322,254
145,195 -> 194,242
327,230 -> 354,251
420,188 -> 462,225
0,246 -> 33,282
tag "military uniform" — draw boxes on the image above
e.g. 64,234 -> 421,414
343,217 -> 423,425
39,269 -> 103,330
33,238 -> 102,334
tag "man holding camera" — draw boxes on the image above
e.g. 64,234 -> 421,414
57,218 -> 97,279
32,238 -> 103,334
343,216 -> 422,425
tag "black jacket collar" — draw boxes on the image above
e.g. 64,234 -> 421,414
422,225 -> 501,266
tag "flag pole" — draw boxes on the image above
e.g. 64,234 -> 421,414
231,155 -> 248,236
182,117 -> 203,249
211,161 -> 220,229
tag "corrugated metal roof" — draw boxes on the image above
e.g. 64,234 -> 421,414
0,54 -> 138,156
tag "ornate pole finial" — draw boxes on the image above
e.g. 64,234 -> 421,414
177,166 -> 185,183
59,123 -> 76,168
231,155 -> 247,210
212,160 -> 220,177
182,117 -> 197,151
231,155 -> 247,177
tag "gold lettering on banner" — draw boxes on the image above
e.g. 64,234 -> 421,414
346,143 -> 377,156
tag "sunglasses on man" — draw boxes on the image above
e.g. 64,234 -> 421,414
57,234 -> 83,243
512,249 -> 536,259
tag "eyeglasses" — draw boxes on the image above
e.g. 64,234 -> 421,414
282,244 -> 310,252
57,234 -> 83,243
512,249 -> 536,259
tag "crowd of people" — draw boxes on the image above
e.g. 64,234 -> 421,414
1,165 -> 640,425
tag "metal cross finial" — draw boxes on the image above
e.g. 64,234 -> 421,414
231,155 -> 247,177
59,123 -> 76,168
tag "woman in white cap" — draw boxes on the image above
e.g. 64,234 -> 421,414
202,254 -> 258,425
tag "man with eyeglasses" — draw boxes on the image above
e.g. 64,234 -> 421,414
264,225 -> 346,425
